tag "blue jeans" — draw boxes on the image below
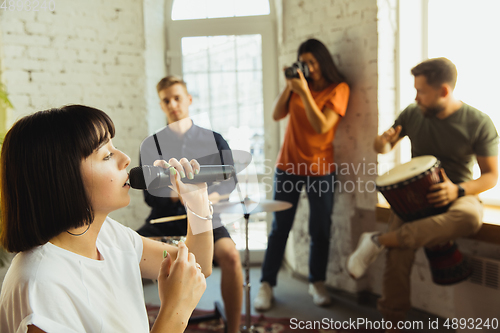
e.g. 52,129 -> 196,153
261,168 -> 335,286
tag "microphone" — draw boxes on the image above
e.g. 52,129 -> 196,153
129,165 -> 235,190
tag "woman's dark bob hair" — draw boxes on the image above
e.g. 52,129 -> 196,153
297,38 -> 346,84
0,105 -> 115,253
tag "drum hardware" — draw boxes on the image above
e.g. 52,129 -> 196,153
144,151 -> 253,331
376,155 -> 473,285
148,161 -> 292,332
213,190 -> 292,333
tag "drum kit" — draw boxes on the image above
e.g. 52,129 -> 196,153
376,155 -> 473,285
151,197 -> 291,332
216,197 -> 292,333
149,151 -> 292,333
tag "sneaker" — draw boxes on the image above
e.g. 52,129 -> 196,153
347,232 -> 385,279
254,282 -> 273,311
308,281 -> 331,306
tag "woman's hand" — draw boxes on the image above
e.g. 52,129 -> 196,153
152,242 -> 207,332
154,157 -> 212,237
285,67 -> 309,96
153,158 -> 208,208
157,242 -> 206,307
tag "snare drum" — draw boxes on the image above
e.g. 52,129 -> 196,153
376,155 -> 449,222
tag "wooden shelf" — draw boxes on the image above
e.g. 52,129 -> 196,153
375,203 -> 500,245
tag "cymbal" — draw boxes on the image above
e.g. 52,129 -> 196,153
213,198 -> 292,215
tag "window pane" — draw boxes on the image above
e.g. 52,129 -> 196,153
208,36 -> 236,72
182,73 -> 210,113
428,0 -> 500,203
236,35 -> 262,71
237,71 -> 263,109
209,72 -> 237,110
171,0 -> 207,20
182,37 -> 209,74
238,104 -> 265,174
181,34 -> 264,173
172,0 -> 270,20
207,0 -> 235,19
235,0 -> 270,17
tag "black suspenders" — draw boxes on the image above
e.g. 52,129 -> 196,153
153,133 -> 163,161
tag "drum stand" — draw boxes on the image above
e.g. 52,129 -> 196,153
240,211 -> 257,333
233,176 -> 258,333
213,172 -> 291,333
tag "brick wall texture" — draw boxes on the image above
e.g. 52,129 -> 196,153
1,0 -> 478,318
0,0 -> 151,229
278,0 -> 380,293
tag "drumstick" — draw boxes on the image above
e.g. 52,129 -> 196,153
150,214 -> 187,224
149,193 -> 232,224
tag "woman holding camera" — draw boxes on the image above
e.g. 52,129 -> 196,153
254,39 -> 349,310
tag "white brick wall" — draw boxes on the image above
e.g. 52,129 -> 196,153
376,0 -> 398,175
3,0 -> 492,320
278,0 -> 469,319
276,0 -> 500,320
0,0 -> 150,233
143,0 -> 168,135
277,0 -> 380,293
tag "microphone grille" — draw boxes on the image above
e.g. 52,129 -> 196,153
129,166 -> 147,189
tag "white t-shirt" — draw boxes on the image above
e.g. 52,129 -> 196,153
0,217 -> 148,333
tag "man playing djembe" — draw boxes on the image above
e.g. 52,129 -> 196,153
347,57 -> 498,330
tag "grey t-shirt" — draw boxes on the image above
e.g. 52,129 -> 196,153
394,103 -> 498,184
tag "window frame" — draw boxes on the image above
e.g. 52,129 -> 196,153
165,0 -> 279,182
164,0 -> 279,258
395,0 -> 500,206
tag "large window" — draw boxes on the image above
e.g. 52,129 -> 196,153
181,34 -> 265,173
166,0 -> 278,255
398,0 -> 500,204
428,0 -> 500,203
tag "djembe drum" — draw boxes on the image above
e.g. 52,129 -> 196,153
376,155 -> 472,285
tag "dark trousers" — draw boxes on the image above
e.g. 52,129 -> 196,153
261,168 -> 335,286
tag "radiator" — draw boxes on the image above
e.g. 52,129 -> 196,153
454,256 -> 500,333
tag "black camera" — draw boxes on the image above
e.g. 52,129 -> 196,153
284,61 -> 310,79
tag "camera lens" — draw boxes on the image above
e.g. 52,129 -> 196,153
284,67 -> 297,79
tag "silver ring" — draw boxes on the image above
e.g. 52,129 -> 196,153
195,263 -> 201,270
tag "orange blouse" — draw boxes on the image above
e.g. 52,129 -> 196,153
276,82 -> 350,176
